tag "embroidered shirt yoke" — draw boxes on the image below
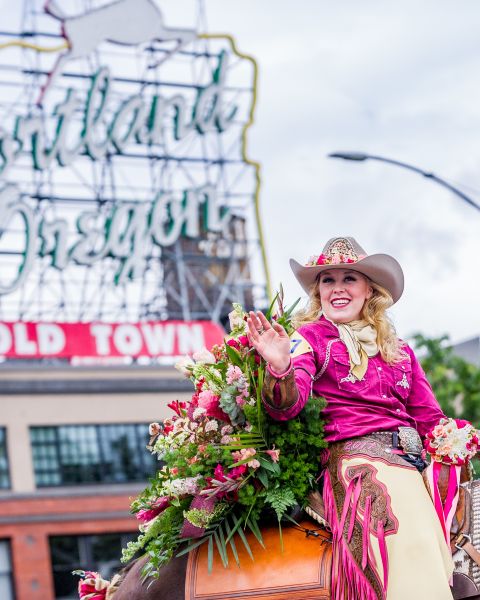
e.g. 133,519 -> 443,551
263,316 -> 445,442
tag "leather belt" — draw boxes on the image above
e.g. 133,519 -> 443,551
370,427 -> 423,456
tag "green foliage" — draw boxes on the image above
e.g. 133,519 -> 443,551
414,333 -> 480,474
266,396 -> 327,503
414,334 -> 480,425
265,487 -> 297,521
122,503 -> 184,575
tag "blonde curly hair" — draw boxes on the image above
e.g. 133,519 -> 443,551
292,276 -> 406,364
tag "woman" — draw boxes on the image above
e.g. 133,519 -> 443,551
246,236 -> 459,600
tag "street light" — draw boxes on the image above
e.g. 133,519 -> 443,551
328,152 -> 480,213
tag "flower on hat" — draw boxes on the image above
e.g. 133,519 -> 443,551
305,252 -> 366,267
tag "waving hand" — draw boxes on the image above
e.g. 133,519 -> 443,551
246,311 -> 291,373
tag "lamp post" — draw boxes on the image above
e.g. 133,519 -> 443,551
328,152 -> 480,213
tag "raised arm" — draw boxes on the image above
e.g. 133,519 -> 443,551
246,311 -> 317,420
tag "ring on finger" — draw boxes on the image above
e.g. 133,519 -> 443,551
257,327 -> 265,335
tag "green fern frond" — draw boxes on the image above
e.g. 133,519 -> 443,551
265,487 -> 297,522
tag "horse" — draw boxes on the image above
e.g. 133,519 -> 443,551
109,519 -> 333,600
97,511 -> 480,600
86,479 -> 480,600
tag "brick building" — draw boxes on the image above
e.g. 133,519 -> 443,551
0,363 -> 192,600
0,5 -> 265,600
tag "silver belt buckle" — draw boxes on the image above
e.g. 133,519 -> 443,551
398,426 -> 423,455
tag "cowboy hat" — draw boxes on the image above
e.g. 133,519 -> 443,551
289,236 -> 404,303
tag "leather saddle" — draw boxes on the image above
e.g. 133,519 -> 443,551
451,480 -> 480,599
185,519 -> 332,600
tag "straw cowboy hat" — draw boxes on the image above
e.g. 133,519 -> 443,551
289,236 -> 404,303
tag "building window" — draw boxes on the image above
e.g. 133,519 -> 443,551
50,532 -> 135,600
0,429 -> 10,489
31,424 -> 156,487
0,540 -> 15,600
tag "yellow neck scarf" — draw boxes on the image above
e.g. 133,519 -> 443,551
337,319 -> 378,380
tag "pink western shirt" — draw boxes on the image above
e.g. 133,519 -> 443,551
264,316 -> 445,442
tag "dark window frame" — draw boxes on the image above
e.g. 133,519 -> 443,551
0,428 -> 11,490
30,423 -> 155,487
49,532 -> 135,600
0,538 -> 16,600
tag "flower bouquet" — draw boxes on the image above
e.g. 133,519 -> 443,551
121,295 -> 327,579
425,417 -> 479,465
424,417 -> 478,545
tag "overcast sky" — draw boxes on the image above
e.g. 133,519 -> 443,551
2,1 -> 479,344
196,0 -> 480,344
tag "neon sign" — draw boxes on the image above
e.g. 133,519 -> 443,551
0,183 -> 230,294
1,54 -> 235,175
0,1 -> 268,326
0,51 -> 236,295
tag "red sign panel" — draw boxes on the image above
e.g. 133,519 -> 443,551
0,321 -> 225,359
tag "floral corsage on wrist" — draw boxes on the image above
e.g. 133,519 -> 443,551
424,418 -> 479,465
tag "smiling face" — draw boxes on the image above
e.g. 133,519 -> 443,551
317,268 -> 373,324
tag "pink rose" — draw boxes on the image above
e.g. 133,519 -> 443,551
238,335 -> 250,347
198,390 -> 229,421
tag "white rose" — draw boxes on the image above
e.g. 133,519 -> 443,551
174,355 -> 195,377
192,348 -> 216,364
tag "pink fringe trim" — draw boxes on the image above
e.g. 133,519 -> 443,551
323,469 -> 379,600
